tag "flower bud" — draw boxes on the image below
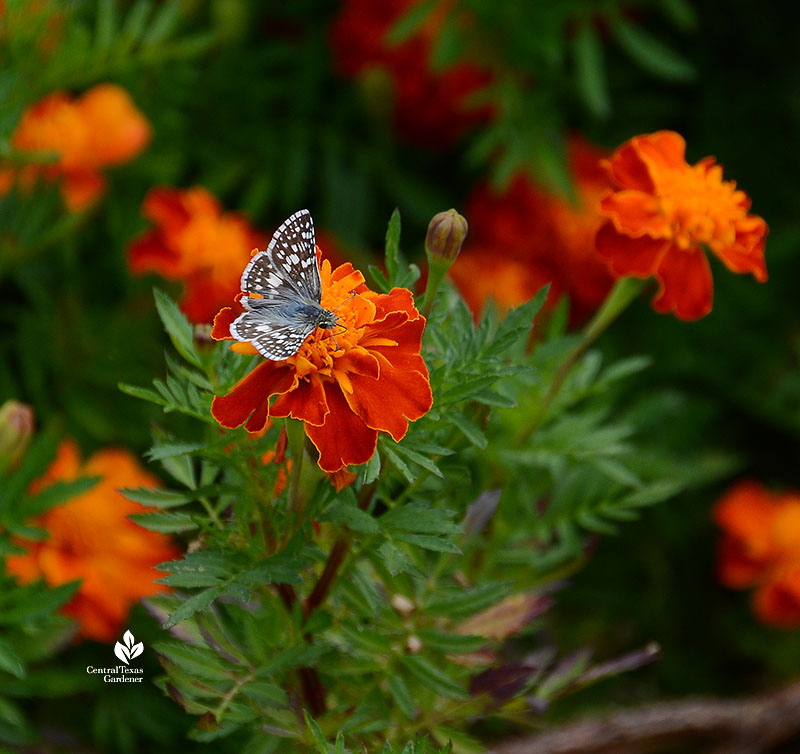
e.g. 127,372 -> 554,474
0,400 -> 34,471
425,209 -> 468,264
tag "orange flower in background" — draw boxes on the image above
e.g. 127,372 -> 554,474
714,480 -> 800,628
211,254 -> 432,474
597,130 -> 768,320
127,187 -> 266,324
6,441 -> 179,641
0,84 -> 150,211
450,136 -> 614,324
330,0 -> 492,147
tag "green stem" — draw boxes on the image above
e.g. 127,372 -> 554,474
285,418 -> 306,514
420,260 -> 450,318
517,277 -> 645,445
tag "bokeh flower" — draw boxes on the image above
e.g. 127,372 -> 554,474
597,130 -> 768,320
211,254 -> 432,474
127,186 -> 266,324
6,441 -> 179,642
714,480 -> 800,628
0,84 -> 151,211
450,136 -> 614,324
330,0 -> 492,147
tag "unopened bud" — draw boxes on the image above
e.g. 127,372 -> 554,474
425,209 -> 468,264
391,594 -> 415,617
0,400 -> 34,471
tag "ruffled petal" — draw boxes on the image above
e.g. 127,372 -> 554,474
603,141 -> 655,193
270,375 -> 330,426
211,361 -> 294,432
652,245 -> 713,320
632,130 -> 687,176
344,352 -> 433,441
305,382 -> 378,472
713,216 -> 768,282
599,190 -> 669,238
595,222 -> 668,278
211,307 -> 237,340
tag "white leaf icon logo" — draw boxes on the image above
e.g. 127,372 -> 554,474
113,630 -> 143,665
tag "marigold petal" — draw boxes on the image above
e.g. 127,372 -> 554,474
62,169 -> 105,210
716,536 -> 765,588
595,222 -> 668,278
713,216 -> 768,282
305,382 -> 378,473
270,375 -> 330,426
127,231 -> 183,277
211,361 -> 294,432
753,575 -> 800,628
652,245 -> 713,320
599,190 -> 670,238
344,352 -> 433,442
603,141 -> 655,194
211,307 -> 237,340
631,130 -> 687,175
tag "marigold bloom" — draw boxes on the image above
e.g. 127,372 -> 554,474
714,480 -> 800,628
330,0 -> 492,147
450,136 -> 614,324
127,187 -> 266,324
6,441 -> 179,641
597,130 -> 768,320
0,84 -> 150,211
211,255 -> 432,474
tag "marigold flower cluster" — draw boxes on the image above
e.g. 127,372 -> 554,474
0,84 -> 150,211
330,0 -> 492,147
128,187 -> 266,324
211,252 -> 433,474
714,481 -> 800,627
450,137 -> 615,324
6,441 -> 178,642
597,131 -> 768,320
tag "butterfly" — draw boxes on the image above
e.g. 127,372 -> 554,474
229,209 -> 340,360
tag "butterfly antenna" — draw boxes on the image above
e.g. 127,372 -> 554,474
331,289 -> 357,313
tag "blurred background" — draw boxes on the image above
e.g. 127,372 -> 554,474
1,0 -> 800,751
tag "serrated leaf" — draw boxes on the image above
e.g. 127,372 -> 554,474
128,511 -> 198,533
0,581 -> 80,624
573,21 -> 611,118
120,487 -> 196,508
240,679 -> 288,707
387,674 -> 416,719
613,17 -> 695,81
400,655 -> 468,700
380,503 -> 459,535
425,582 -> 514,619
155,641 -> 234,681
391,444 -> 443,478
163,586 -> 224,629
384,208 -> 401,285
321,498 -> 380,534
21,477 -> 100,517
447,414 -> 487,450
304,710 -> 329,753
153,288 -> 202,367
119,382 -> 168,407
415,630 -> 486,654
368,265 -> 391,293
381,443 -> 415,484
0,637 -> 26,678
393,533 -> 460,554
146,442 -> 206,462
358,450 -> 381,486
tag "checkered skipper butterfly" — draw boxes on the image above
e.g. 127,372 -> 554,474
229,209 -> 339,360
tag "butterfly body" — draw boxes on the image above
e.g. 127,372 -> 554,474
229,209 -> 339,360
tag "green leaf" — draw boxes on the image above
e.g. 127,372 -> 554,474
391,444 -> 443,478
163,585 -> 224,628
612,17 -> 695,81
384,208 -> 401,286
304,710 -> 329,753
387,674 -> 416,720
120,487 -> 197,508
358,451 -> 381,486
153,288 -> 202,367
491,287 -> 549,354
381,443 -> 415,484
393,533 -> 460,554
22,477 -> 100,517
240,679 -> 288,707
128,511 -> 198,533
155,641 -> 234,682
95,0 -> 118,49
415,630 -> 486,654
0,581 -> 80,624
377,541 -> 415,577
425,582 -> 514,619
447,414 -> 487,450
143,0 -> 181,45
573,20 -> 611,118
380,503 -> 459,535
0,637 -> 26,678
146,442 -> 206,462
399,656 -> 468,700
368,265 -> 391,294
118,382 -> 168,407
321,498 -> 380,534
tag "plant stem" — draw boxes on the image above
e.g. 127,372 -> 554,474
516,277 -> 645,445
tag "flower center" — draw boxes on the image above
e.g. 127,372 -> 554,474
656,162 -> 748,251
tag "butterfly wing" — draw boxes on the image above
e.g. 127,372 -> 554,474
265,208 -> 322,302
229,310 -> 316,361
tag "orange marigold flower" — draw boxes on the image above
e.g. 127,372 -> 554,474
450,136 -> 614,324
211,256 -> 432,474
0,84 -> 150,211
714,480 -> 800,628
127,187 -> 266,324
597,130 -> 768,320
330,0 -> 492,148
6,441 -> 179,642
